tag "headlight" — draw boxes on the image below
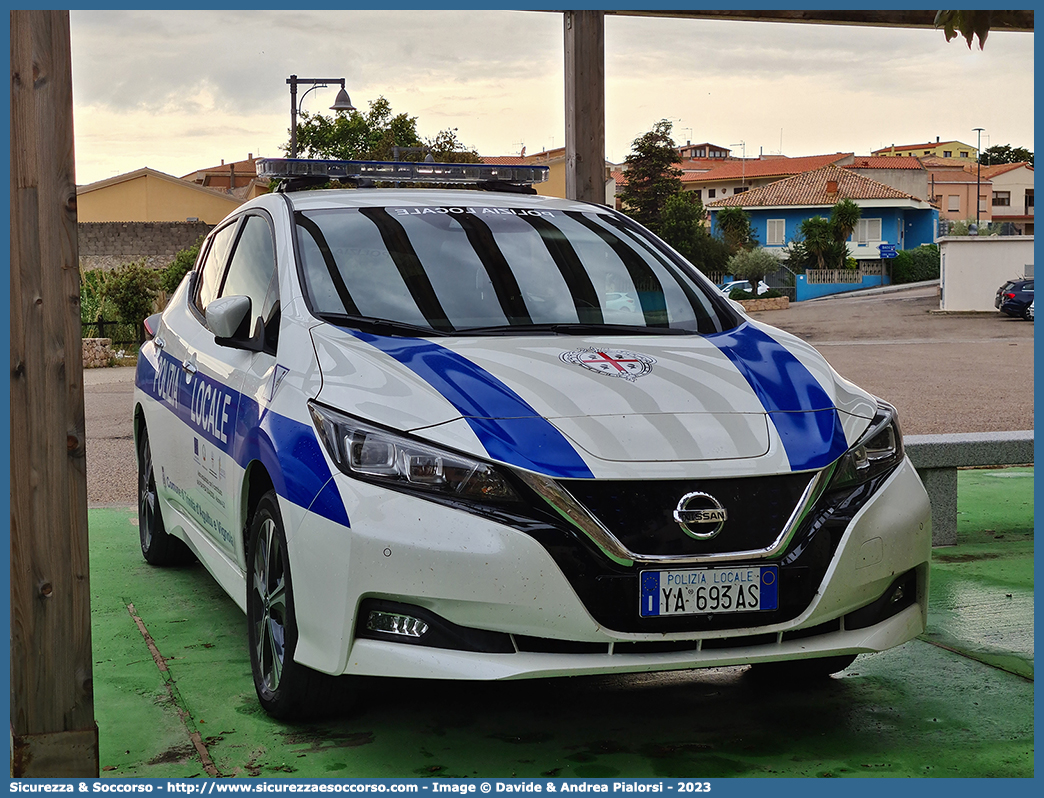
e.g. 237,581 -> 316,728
308,402 -> 522,504
828,401 -> 904,490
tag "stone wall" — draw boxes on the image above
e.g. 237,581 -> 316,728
78,221 -> 213,271
82,338 -> 114,368
739,296 -> 789,312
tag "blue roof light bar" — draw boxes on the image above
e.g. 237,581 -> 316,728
257,158 -> 549,186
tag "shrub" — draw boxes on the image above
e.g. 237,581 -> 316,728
728,287 -> 783,300
101,258 -> 160,330
891,244 -> 940,284
161,235 -> 205,296
79,268 -> 116,323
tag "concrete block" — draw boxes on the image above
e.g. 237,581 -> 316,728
903,431 -> 1033,547
905,431 -> 1034,469
917,467 -> 958,547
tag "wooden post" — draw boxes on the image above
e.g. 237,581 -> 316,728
10,9 -> 98,777
564,10 -> 606,204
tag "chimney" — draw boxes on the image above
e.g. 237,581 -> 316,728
248,153 -> 253,160
936,136 -> 940,143
826,180 -> 838,194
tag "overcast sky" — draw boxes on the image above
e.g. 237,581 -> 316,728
69,9 -> 1034,186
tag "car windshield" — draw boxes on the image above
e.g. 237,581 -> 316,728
294,205 -> 735,336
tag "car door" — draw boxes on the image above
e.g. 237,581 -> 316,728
191,211 -> 282,566
150,218 -> 240,549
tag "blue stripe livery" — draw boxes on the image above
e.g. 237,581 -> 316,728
345,330 -> 595,479
137,349 -> 349,527
708,324 -> 849,471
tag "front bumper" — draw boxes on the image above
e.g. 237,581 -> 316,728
285,456 -> 931,679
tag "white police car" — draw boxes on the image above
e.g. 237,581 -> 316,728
134,158 -> 931,719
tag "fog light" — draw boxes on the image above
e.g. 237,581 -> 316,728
367,610 -> 429,638
889,584 -> 906,604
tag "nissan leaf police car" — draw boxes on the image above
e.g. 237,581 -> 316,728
134,157 -> 932,718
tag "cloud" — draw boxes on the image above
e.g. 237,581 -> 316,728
69,10 -> 1033,184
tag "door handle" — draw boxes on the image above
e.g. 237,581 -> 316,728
154,336 -> 166,349
181,358 -> 197,375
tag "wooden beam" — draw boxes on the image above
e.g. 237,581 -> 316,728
10,9 -> 98,777
604,10 -> 1033,32
564,10 -> 605,204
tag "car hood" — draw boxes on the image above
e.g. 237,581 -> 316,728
310,321 -> 877,479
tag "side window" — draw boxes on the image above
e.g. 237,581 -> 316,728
195,222 -> 239,314
219,214 -> 279,346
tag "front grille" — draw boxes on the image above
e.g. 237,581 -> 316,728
562,474 -> 813,557
512,469 -> 895,634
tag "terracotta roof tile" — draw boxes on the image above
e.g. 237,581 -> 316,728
680,153 -> 852,183
973,162 -> 1034,179
706,164 -> 923,208
845,156 -> 925,170
872,140 -> 968,154
481,155 -> 528,165
181,157 -> 259,179
930,171 -> 980,184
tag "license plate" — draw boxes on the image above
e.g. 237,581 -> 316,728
639,565 -> 778,617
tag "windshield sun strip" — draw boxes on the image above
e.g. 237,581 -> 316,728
453,213 -> 534,326
516,214 -> 605,325
358,207 -> 457,333
564,212 -> 672,328
294,212 -> 362,317
600,214 -> 723,335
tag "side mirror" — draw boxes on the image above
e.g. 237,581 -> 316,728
206,295 -> 263,351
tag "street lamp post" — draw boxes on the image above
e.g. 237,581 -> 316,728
973,127 -> 985,229
287,75 -> 355,158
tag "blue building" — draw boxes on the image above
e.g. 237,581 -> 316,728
707,164 -> 939,262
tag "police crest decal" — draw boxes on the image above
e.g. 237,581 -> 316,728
560,348 -> 656,382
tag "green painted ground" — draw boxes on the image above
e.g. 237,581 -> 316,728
88,467 -> 1034,779
922,467 -> 1034,679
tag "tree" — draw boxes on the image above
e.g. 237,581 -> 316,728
425,127 -> 481,163
796,217 -> 833,270
786,200 -> 862,271
715,206 -> 758,253
659,192 -> 730,274
726,247 -> 779,287
829,199 -> 862,250
935,10 -> 1027,49
979,144 -> 1034,167
290,96 -> 480,163
160,235 -> 205,296
618,119 -> 683,234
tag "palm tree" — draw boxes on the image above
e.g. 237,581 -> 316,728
798,216 -> 832,269
716,206 -> 757,253
830,199 -> 862,263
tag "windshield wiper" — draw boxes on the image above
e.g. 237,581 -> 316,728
318,313 -> 450,338
461,323 -> 697,336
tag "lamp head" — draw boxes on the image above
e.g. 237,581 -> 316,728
330,88 -> 356,112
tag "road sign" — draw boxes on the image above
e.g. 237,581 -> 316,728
878,243 -> 898,259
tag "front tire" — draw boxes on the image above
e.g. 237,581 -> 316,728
137,424 -> 194,565
247,490 -> 353,719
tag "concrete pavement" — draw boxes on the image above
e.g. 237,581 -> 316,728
88,468 -> 1033,779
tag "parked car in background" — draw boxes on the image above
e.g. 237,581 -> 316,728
995,279 -> 1034,318
719,279 -> 770,298
1025,300 -> 1034,321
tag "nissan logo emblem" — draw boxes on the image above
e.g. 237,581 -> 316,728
673,491 -> 727,540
